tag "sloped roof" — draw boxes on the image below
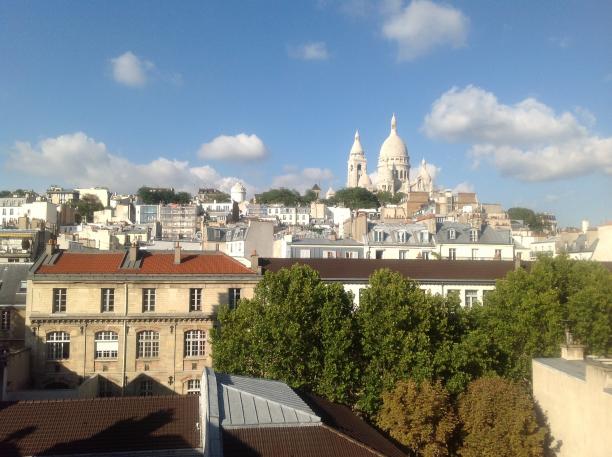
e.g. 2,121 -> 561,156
216,372 -> 320,427
34,250 -> 255,276
435,222 -> 511,245
0,396 -> 200,456
259,258 -> 519,282
0,263 -> 30,306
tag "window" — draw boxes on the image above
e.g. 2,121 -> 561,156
399,250 -> 408,260
101,288 -> 114,312
495,249 -> 502,259
1,310 -> 9,330
397,231 -> 407,243
53,288 -> 67,313
18,280 -> 26,293
95,331 -> 118,359
323,250 -> 336,258
228,288 -> 241,309
186,379 -> 201,395
447,289 -> 460,298
140,380 -> 153,396
185,330 -> 206,357
137,331 -> 159,358
299,249 -> 311,258
345,251 -> 357,259
420,231 -> 428,243
422,251 -> 430,260
185,288 -> 202,312
470,229 -> 478,242
142,288 -> 156,312
46,331 -> 70,360
448,228 -> 456,240
374,231 -> 384,242
375,250 -> 383,259
448,248 -> 456,260
471,248 -> 478,260
465,290 -> 479,307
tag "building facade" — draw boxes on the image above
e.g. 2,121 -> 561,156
159,204 -> 200,240
25,245 -> 258,396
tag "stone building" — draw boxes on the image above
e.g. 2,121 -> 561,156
25,243 -> 259,396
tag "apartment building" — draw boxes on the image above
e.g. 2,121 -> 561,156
25,243 -> 258,396
159,204 -> 200,240
435,222 -> 515,260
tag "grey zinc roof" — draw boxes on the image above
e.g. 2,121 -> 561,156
435,222 -> 512,244
216,372 -> 320,428
367,222 -> 432,245
291,238 -> 362,246
0,263 -> 30,306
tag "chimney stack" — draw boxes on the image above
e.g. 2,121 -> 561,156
174,241 -> 181,264
45,239 -> 55,257
250,250 -> 259,272
560,328 -> 585,360
129,242 -> 138,263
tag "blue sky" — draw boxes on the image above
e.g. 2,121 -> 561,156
0,0 -> 610,227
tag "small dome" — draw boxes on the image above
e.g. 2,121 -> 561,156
377,166 -> 393,183
379,114 -> 408,161
350,130 -> 365,156
231,182 -> 246,192
325,187 -> 336,199
358,173 -> 372,188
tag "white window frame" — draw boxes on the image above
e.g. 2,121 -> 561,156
374,231 -> 384,242
137,331 -> 159,358
397,231 -> 407,243
101,288 -> 114,312
399,250 -> 408,260
142,288 -> 156,312
53,288 -> 67,313
448,228 -> 456,240
228,288 -> 241,309
0,309 -> 9,330
140,380 -> 153,396
46,331 -> 70,360
186,379 -> 201,395
190,288 -> 202,312
185,330 -> 206,357
95,331 -> 118,359
470,229 -> 478,242
448,248 -> 456,260
465,289 -> 479,307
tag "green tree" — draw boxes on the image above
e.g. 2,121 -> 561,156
507,207 -> 543,231
378,379 -> 458,457
255,188 -> 302,206
137,186 -> 192,204
376,191 -> 405,205
458,377 -> 547,457
355,269 -> 473,416
73,194 -> 104,223
212,265 -> 359,403
328,187 -> 379,209
473,256 -> 612,380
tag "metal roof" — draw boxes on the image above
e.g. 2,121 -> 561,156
533,358 -> 586,380
0,263 -> 30,306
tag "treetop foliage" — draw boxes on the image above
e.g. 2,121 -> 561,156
255,188 -> 318,206
72,194 -> 104,224
327,187 -> 380,209
507,207 -> 553,232
137,186 -> 192,204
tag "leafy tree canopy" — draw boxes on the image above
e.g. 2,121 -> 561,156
255,188 -> 316,206
472,255 -> 612,380
137,187 -> 192,204
72,194 -> 104,224
458,377 -> 547,457
198,190 -> 231,203
378,379 -> 457,457
328,187 -> 380,209
0,189 -> 29,198
376,191 -> 405,206
212,264 -> 359,404
507,207 -> 554,232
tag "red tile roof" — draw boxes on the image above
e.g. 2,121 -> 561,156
223,425 -> 402,457
35,250 -> 256,275
0,396 -> 200,456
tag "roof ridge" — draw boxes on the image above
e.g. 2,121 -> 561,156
320,424 -> 389,457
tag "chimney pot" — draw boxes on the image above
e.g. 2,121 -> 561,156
250,250 -> 259,272
45,239 -> 55,257
129,242 -> 138,263
174,241 -> 181,264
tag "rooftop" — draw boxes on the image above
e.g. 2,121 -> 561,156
34,250 -> 256,276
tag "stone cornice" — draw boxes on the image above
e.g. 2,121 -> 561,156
30,273 -> 259,283
30,313 -> 215,325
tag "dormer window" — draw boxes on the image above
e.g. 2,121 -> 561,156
448,228 -> 456,240
374,231 -> 384,242
420,231 -> 428,243
470,229 -> 478,242
397,231 -> 407,243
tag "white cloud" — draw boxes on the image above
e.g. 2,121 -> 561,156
197,133 -> 268,161
549,35 -> 571,48
423,85 -> 612,181
5,132 -> 251,194
382,0 -> 469,61
110,51 -> 154,87
452,181 -> 474,193
409,161 -> 440,182
272,167 -> 334,192
288,42 -> 330,61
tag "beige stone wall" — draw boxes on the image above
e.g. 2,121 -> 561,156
26,277 -> 256,395
0,306 -> 26,348
532,360 -> 612,457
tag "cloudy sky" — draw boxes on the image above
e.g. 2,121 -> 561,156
0,0 -> 610,226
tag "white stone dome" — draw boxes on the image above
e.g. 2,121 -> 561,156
325,187 -> 336,199
350,130 -> 365,156
231,182 -> 246,193
379,114 -> 408,161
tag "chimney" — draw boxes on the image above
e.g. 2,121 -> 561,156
250,250 -> 259,272
174,241 -> 181,264
45,239 -> 55,257
581,219 -> 590,234
129,242 -> 138,263
560,328 -> 585,360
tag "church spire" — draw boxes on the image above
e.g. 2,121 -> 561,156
391,113 -> 397,132
355,129 -> 360,140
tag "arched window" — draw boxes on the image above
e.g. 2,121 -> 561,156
184,330 -> 206,357
46,331 -> 70,360
186,379 -> 201,395
137,331 -> 159,358
95,331 -> 118,359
